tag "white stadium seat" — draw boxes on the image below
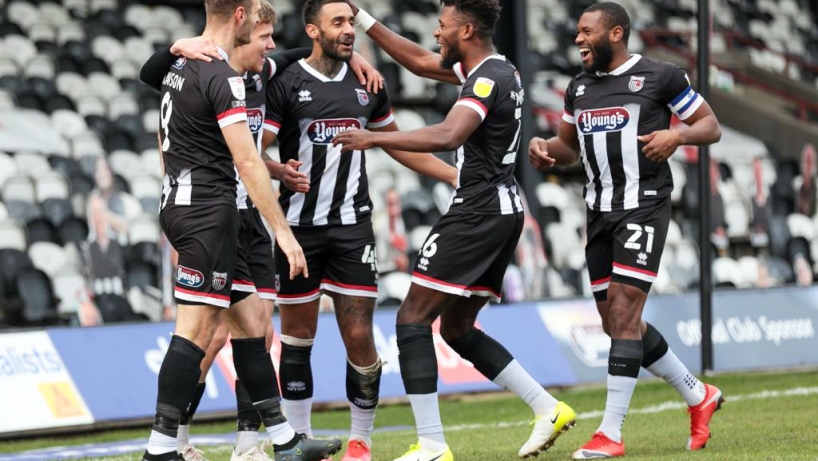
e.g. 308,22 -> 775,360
129,214 -> 160,244
108,150 -> 144,177
0,219 -> 27,251
14,151 -> 51,176
28,241 -> 68,278
52,268 -> 88,314
36,172 -> 70,202
3,175 -> 36,203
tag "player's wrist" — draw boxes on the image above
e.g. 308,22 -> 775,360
356,7 -> 377,32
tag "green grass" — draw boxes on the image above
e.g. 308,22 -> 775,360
2,369 -> 817,460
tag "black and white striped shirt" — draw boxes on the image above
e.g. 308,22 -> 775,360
563,54 -> 705,212
264,60 -> 394,226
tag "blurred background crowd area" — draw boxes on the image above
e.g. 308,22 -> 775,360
0,0 -> 817,328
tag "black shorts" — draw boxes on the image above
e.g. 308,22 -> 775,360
160,203 -> 254,308
239,208 -> 276,301
586,197 -> 671,301
411,211 -> 524,303
274,221 -> 378,304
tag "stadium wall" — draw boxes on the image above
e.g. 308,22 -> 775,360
1,287 -> 817,436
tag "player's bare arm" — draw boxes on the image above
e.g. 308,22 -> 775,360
261,131 -> 310,193
371,122 -> 459,187
222,122 -> 308,280
332,105 -> 482,153
638,100 -> 722,162
528,121 -> 581,170
347,1 -> 461,85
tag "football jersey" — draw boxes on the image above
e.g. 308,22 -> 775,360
450,55 -> 524,216
235,57 -> 279,210
563,54 -> 705,212
159,49 -> 247,208
264,59 -> 394,227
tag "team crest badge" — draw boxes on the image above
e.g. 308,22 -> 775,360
514,71 -> 522,88
212,271 -> 228,291
629,76 -> 645,93
253,74 -> 262,92
355,89 -> 369,106
227,76 -> 246,100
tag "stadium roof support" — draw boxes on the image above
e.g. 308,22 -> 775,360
698,0 -> 714,374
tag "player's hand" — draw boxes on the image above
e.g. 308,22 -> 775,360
170,36 -> 223,62
282,159 -> 309,193
346,0 -> 360,15
275,229 -> 309,279
332,128 -> 375,151
350,52 -> 384,94
639,129 -> 682,162
528,137 -> 556,170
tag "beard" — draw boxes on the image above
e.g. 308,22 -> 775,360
234,19 -> 253,47
318,30 -> 353,62
439,39 -> 464,70
584,37 -> 614,73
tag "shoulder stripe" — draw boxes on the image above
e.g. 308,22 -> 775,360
454,98 -> 488,121
217,107 -> 247,128
368,111 -> 394,128
563,109 -> 576,124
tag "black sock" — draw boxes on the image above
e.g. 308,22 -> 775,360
396,324 -> 438,394
280,342 -> 314,401
445,328 -> 514,380
180,382 -> 205,425
152,335 -> 205,437
231,337 -> 286,427
346,360 -> 382,409
235,379 -> 261,432
609,339 -> 643,378
641,323 -> 669,368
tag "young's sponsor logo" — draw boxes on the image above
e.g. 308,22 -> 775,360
176,266 -> 204,288
308,118 -> 362,145
577,107 -> 630,134
246,108 -> 263,133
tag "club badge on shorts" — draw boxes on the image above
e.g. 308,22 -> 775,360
629,76 -> 645,93
212,271 -> 228,291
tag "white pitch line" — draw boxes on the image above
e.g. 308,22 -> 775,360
431,386 -> 818,434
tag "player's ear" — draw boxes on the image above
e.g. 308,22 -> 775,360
461,22 -> 475,40
610,25 -> 624,44
235,5 -> 245,23
305,23 -> 319,40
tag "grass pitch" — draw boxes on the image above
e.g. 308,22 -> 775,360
1,369 -> 816,460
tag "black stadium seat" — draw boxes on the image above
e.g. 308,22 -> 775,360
69,174 -> 94,195
127,261 -> 158,289
16,268 -> 60,325
44,94 -> 76,113
129,241 -> 160,267
41,198 -> 75,227
50,156 -> 83,177
5,200 -> 42,223
26,217 -> 59,244
95,293 -> 146,323
0,249 -> 34,298
59,217 -> 89,244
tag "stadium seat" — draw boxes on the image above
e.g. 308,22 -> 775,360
3,176 -> 36,203
4,199 -> 40,223
41,197 -> 75,227
108,150 -> 143,178
35,172 -> 70,202
28,241 -> 68,278
69,174 -> 94,195
16,267 -> 60,324
0,58 -> 19,78
95,293 -> 145,323
0,248 -> 34,297
713,257 -> 742,288
126,261 -> 157,288
128,214 -> 159,245
0,152 -> 19,187
26,217 -> 59,244
379,271 -> 411,306
787,213 -> 816,240
59,216 -> 89,244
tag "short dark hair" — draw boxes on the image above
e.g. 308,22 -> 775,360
440,0 -> 502,40
258,0 -> 277,24
205,0 -> 253,19
302,0 -> 348,25
584,2 -> 631,44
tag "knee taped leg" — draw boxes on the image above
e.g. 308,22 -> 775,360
609,339 -> 643,379
641,323 -> 669,368
153,335 -> 205,436
279,338 -> 314,401
235,380 -> 261,432
346,359 -> 382,410
396,324 -> 438,394
445,328 -> 514,381
231,337 -> 286,427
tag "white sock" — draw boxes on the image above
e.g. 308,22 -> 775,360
282,398 -> 313,437
234,430 -> 259,455
493,360 -> 559,416
408,393 -> 447,452
176,424 -> 190,451
646,349 -> 706,406
266,421 -> 297,446
349,404 -> 376,447
147,430 -> 178,455
596,375 -> 637,443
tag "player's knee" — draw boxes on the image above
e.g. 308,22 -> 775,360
439,319 -> 472,343
607,284 -> 645,334
396,297 -> 436,325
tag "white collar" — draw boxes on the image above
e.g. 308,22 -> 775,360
595,54 -> 642,77
464,54 -> 506,78
216,46 -> 230,63
298,59 -> 348,82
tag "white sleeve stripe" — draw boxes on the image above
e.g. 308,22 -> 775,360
562,113 -> 576,124
677,95 -> 704,120
453,63 -> 466,84
367,113 -> 395,128
669,89 -> 698,113
267,57 -> 277,80
218,113 -> 248,128
263,122 -> 280,133
454,100 -> 487,121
